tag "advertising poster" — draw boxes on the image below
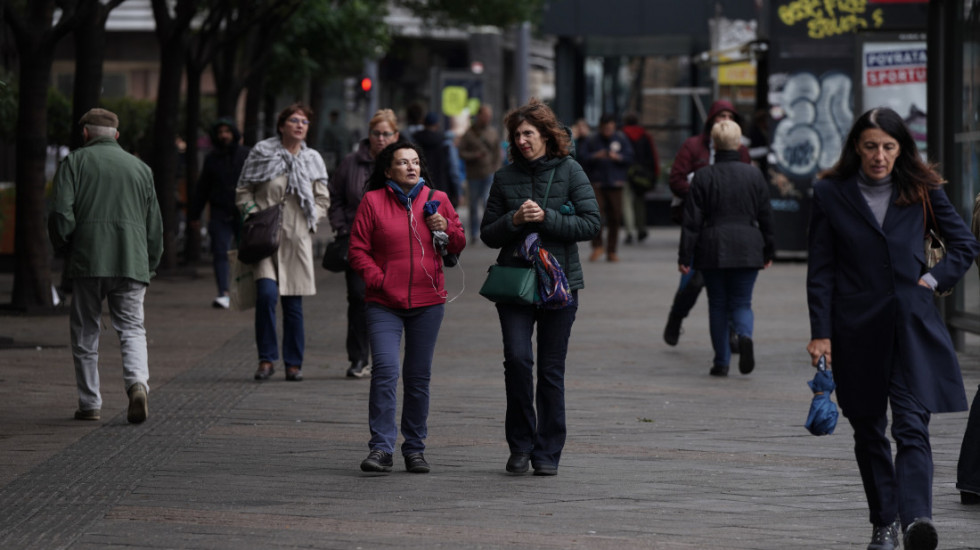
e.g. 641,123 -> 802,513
859,37 -> 928,156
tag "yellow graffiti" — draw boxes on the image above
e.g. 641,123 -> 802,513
778,0 -> 884,40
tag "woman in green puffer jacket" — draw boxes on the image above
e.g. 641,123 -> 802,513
480,99 -> 600,476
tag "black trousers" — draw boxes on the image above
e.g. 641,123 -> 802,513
344,267 -> 370,364
847,367 -> 932,529
957,384 -> 980,495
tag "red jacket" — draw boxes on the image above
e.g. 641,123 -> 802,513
349,184 -> 465,309
668,100 -> 751,198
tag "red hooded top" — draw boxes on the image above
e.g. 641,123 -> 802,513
668,100 -> 751,198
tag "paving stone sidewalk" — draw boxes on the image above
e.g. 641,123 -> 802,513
0,228 -> 978,549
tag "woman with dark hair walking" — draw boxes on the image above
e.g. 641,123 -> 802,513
349,141 -> 465,474
806,107 -> 980,550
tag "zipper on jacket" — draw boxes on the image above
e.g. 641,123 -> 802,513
407,206 -> 415,309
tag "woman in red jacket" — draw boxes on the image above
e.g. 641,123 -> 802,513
348,142 -> 465,474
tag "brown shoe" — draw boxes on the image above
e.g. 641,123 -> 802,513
74,408 -> 101,421
285,366 -> 303,381
254,361 -> 274,381
589,247 -> 603,262
607,252 -> 620,262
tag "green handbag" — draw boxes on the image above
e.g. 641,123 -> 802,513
478,265 -> 539,305
478,169 -> 555,305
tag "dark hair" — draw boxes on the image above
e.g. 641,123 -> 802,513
623,113 -> 640,126
503,98 -> 571,161
366,141 -> 430,192
598,113 -> 616,126
821,107 -> 942,205
276,102 -> 313,138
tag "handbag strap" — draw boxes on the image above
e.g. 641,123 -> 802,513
534,169 -> 556,207
922,190 -> 938,237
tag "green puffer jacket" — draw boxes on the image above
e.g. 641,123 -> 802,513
49,136 -> 163,283
480,153 -> 600,291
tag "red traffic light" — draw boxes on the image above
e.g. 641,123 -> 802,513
360,77 -> 372,92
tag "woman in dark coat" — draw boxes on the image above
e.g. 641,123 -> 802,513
806,107 -> 980,550
678,120 -> 773,377
480,99 -> 600,476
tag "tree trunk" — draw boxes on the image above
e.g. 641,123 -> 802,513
148,37 -> 186,272
69,6 -> 107,152
263,91 -> 277,139
183,63 -> 203,263
11,47 -> 55,310
242,74 -> 264,146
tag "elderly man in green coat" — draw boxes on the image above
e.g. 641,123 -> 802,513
49,108 -> 163,424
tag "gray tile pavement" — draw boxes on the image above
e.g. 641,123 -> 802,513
1,227 -> 978,549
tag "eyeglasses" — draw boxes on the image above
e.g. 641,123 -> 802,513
287,117 -> 310,126
370,130 -> 396,138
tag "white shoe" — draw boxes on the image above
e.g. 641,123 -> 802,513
212,295 -> 231,309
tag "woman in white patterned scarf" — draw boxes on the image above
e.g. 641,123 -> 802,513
236,103 -> 330,382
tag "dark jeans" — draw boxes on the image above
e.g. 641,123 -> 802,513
669,268 -> 704,319
496,292 -> 578,469
365,303 -> 444,454
255,278 -> 304,367
208,217 -> 235,295
848,367 -> 933,529
958,384 -> 980,495
590,185 -> 624,254
345,267 -> 370,364
701,268 -> 759,368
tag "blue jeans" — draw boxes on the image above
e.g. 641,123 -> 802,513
255,278 -> 304,366
467,175 -> 493,239
208,217 -> 235,295
701,268 -> 758,368
496,292 -> 578,469
366,303 -> 445,455
849,367 -> 933,529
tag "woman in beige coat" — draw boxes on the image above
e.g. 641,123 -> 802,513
236,103 -> 330,381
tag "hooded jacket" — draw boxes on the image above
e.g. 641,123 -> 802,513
191,119 -> 250,223
668,100 -> 751,198
480,147 -> 600,291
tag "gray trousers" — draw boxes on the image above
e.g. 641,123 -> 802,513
70,277 -> 150,411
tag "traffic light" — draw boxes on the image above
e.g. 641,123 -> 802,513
360,77 -> 372,93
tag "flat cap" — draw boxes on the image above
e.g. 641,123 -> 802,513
79,108 -> 119,128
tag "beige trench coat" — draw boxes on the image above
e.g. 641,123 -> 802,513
235,174 -> 330,296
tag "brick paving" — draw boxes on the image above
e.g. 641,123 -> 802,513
0,227 -> 978,549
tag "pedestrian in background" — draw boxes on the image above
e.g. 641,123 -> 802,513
580,113 -> 633,262
319,109 -> 352,174
458,104 -> 502,242
481,99 -> 600,476
664,100 -> 751,347
237,103 -> 330,383
806,107 -> 980,550
188,117 -> 250,309
328,108 -> 401,379
678,120 -> 773,377
350,141 -> 465,474
412,112 -> 459,206
48,107 -> 163,424
620,112 -> 660,244
956,192 -> 980,506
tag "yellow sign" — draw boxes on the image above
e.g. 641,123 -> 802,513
718,61 -> 757,86
442,86 -> 468,117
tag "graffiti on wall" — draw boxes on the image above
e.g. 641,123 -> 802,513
777,0 -> 884,40
771,71 -> 853,180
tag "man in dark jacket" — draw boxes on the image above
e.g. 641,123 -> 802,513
412,112 -> 460,206
580,113 -> 634,262
189,118 -> 250,309
621,113 -> 660,244
664,100 -> 751,346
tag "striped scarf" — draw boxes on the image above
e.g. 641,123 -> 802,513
519,233 -> 571,309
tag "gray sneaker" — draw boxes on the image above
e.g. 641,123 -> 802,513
346,360 -> 371,379
127,383 -> 148,424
